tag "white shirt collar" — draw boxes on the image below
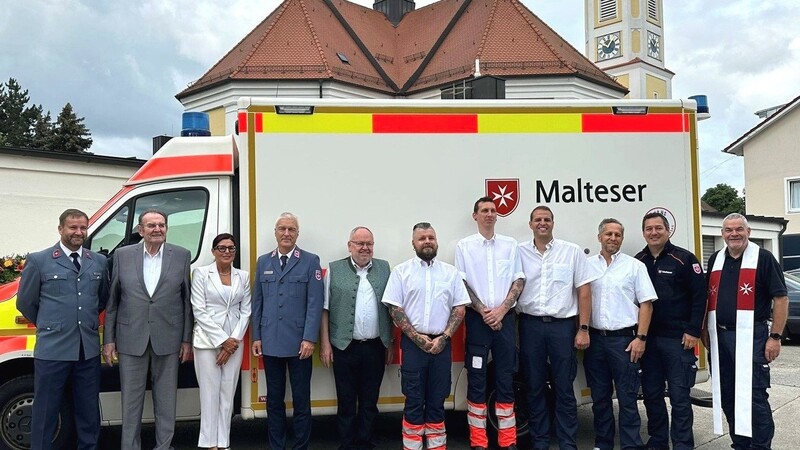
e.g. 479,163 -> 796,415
143,244 -> 164,258
350,257 -> 373,271
60,242 -> 83,257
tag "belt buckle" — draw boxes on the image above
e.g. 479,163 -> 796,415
541,316 -> 553,323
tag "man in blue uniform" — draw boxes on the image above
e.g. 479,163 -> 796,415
18,208 -> 110,450
635,212 -> 707,450
251,212 -> 324,450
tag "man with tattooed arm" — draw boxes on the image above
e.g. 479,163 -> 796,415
381,222 -> 470,450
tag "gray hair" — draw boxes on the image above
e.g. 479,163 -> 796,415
722,213 -> 749,229
349,226 -> 373,240
274,212 -> 299,229
598,218 -> 624,235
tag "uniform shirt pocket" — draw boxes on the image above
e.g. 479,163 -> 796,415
37,320 -> 62,335
434,281 -> 451,305
43,272 -> 69,295
496,259 -> 512,278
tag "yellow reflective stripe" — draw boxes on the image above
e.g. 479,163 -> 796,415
478,113 -> 582,133
262,113 -> 372,133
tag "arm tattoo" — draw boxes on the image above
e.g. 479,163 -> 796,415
464,281 -> 487,313
500,278 -> 525,311
443,306 -> 466,338
388,305 -> 428,349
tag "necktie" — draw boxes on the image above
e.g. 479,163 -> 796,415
70,252 -> 81,272
280,255 -> 288,270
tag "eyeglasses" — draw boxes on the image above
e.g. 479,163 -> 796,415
349,241 -> 374,248
214,246 -> 237,253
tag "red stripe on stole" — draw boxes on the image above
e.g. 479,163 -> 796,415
707,271 -> 720,311
737,268 -> 756,310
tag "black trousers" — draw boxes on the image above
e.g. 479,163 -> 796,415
332,338 -> 386,450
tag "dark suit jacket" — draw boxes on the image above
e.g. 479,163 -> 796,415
103,242 -> 192,356
17,243 -> 109,361
252,247 -> 324,357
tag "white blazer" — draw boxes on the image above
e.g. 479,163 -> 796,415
191,263 -> 252,347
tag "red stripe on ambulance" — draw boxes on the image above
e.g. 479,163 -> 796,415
582,113 -> 686,133
373,114 -> 478,133
128,155 -> 233,183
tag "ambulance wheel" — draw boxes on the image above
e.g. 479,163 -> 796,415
0,376 -> 75,450
486,376 -> 531,449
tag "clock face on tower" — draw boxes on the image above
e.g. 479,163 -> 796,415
647,31 -> 661,60
596,32 -> 621,61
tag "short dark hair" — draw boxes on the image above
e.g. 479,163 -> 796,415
529,205 -> 553,221
473,196 -> 495,213
412,222 -> 433,233
641,212 -> 669,231
212,233 -> 236,248
138,209 -> 168,226
59,208 -> 89,226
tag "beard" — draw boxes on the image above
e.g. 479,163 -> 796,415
415,245 -> 437,262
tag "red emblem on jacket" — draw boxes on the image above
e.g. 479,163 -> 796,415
485,178 -> 520,217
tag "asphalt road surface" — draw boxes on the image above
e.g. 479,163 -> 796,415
98,341 -> 800,449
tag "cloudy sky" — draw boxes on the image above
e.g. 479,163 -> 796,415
2,0 -> 798,192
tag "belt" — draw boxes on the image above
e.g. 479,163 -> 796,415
519,313 -> 575,323
424,333 -> 445,340
352,337 -> 381,344
589,326 -> 636,337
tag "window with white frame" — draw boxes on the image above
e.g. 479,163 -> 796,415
788,178 -> 800,212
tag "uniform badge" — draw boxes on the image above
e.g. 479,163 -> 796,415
294,249 -> 301,258
315,270 -> 322,281
271,250 -> 276,257
265,270 -> 273,275
52,249 -> 61,258
693,263 -> 702,274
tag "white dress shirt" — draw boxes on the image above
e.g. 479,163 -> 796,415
382,257 -> 470,335
455,233 -> 525,309
587,252 -> 657,330
143,244 -> 164,297
517,238 -> 600,318
324,258 -> 380,340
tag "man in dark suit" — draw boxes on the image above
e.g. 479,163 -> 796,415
18,208 -> 110,450
102,209 -> 192,450
252,212 -> 324,450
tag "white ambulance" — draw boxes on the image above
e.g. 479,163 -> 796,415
0,98 -> 709,449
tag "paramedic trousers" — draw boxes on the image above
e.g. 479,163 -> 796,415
518,314 -> 578,450
640,335 -> 697,450
465,308 -> 517,447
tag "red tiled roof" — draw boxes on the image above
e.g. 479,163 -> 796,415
177,0 -> 625,98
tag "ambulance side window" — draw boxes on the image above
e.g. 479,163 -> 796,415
87,188 -> 209,263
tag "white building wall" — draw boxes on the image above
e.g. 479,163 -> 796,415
0,153 -> 139,255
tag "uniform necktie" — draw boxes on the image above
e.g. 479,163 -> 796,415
280,255 -> 288,269
70,252 -> 81,271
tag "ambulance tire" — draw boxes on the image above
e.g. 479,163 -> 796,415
486,371 -> 533,449
0,375 -> 76,450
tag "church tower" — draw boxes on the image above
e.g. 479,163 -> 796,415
585,0 -> 673,99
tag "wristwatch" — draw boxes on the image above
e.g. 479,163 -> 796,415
769,332 -> 783,341
636,334 -> 647,342
579,324 -> 589,332
441,333 -> 451,341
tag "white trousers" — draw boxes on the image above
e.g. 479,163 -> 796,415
194,345 -> 244,448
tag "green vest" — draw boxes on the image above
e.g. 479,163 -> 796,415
327,257 -> 392,350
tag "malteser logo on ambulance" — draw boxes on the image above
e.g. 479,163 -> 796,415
646,206 -> 676,238
486,179 -> 519,217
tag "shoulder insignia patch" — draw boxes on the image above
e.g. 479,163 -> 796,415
693,263 -> 702,274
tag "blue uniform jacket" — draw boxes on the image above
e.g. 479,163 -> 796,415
17,243 -> 110,360
252,247 -> 324,357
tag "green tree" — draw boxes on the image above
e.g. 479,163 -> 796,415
29,104 -> 54,150
702,183 -> 745,215
0,78 -> 38,147
50,102 -> 92,153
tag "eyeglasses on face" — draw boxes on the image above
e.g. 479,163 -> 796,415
349,241 -> 374,248
214,246 -> 237,253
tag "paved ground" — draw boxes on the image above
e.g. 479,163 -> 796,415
99,342 -> 800,449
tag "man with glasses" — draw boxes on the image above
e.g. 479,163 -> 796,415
320,226 -> 393,450
251,212 -> 324,450
103,209 -> 193,450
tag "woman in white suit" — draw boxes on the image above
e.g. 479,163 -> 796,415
191,233 -> 251,450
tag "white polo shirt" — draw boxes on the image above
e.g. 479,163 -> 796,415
455,233 -> 525,309
517,238 -> 599,318
587,252 -> 657,330
381,257 -> 470,335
